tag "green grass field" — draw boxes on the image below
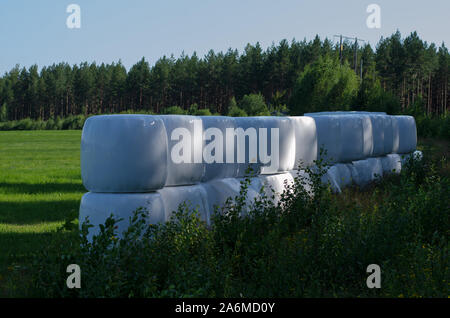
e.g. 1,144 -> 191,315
0,130 -> 448,297
0,131 -> 84,296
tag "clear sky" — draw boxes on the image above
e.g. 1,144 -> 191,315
0,0 -> 449,74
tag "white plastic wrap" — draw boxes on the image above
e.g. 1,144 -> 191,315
257,173 -> 295,204
320,164 -> 353,193
367,114 -> 395,156
336,163 -> 353,189
259,116 -> 296,174
160,115 -> 205,186
321,165 -> 343,193
202,178 -> 260,216
81,115 -> 168,193
231,117 -> 296,176
338,115 -> 366,162
306,112 -> 401,158
360,114 -> 374,158
306,115 -> 341,163
288,170 -> 313,195
79,192 -> 165,240
158,184 -> 210,225
201,116 -> 239,181
233,117 -> 263,177
289,116 -> 318,169
391,116 -> 417,154
383,116 -> 394,155
349,158 -> 383,187
369,114 -> 386,157
380,154 -> 402,175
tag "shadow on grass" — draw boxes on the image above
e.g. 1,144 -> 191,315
0,182 -> 85,195
0,199 -> 80,225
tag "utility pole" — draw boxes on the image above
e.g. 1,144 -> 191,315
334,35 -> 366,79
360,58 -> 364,79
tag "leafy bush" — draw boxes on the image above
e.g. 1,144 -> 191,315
414,115 -> 450,140
29,153 -> 449,298
227,105 -> 248,117
161,105 -> 187,115
238,93 -> 270,116
187,104 -> 213,116
290,55 -> 359,115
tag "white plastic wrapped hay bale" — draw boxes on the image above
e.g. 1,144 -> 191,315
360,114 -> 374,158
288,169 -> 313,195
336,163 -> 353,189
79,192 -> 165,241
338,115 -> 366,162
306,115 -> 342,163
259,116 -> 296,174
158,184 -> 210,225
380,154 -> 402,175
81,115 -> 168,193
201,116 -> 239,181
391,116 -> 417,154
160,115 -> 205,186
321,165 -> 343,193
369,114 -> 386,157
312,113 -> 371,161
231,116 -> 296,176
202,178 -> 260,217
349,158 -> 383,187
366,114 -> 395,156
307,113 -> 366,162
257,173 -> 295,204
232,117 -> 263,177
383,116 -> 394,155
288,116 -> 318,169
229,117 -> 292,176
367,157 -> 383,180
320,164 -> 352,193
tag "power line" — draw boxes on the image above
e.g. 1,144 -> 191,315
333,35 -> 366,79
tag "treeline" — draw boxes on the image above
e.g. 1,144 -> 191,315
0,31 -> 448,122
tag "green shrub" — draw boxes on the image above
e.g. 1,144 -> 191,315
290,56 -> 359,115
415,115 -> 449,140
227,105 -> 247,117
239,93 -> 270,116
161,105 -> 186,115
29,153 -> 449,298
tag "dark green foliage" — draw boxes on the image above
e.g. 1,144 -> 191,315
0,115 -> 87,131
0,31 -> 447,124
187,104 -> 213,116
238,93 -> 270,116
290,56 -> 359,114
415,115 -> 450,139
30,154 -> 449,298
161,105 -> 187,115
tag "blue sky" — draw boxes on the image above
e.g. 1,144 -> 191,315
0,0 -> 449,74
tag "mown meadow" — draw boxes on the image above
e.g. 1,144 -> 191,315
0,131 -> 84,296
0,130 -> 448,297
